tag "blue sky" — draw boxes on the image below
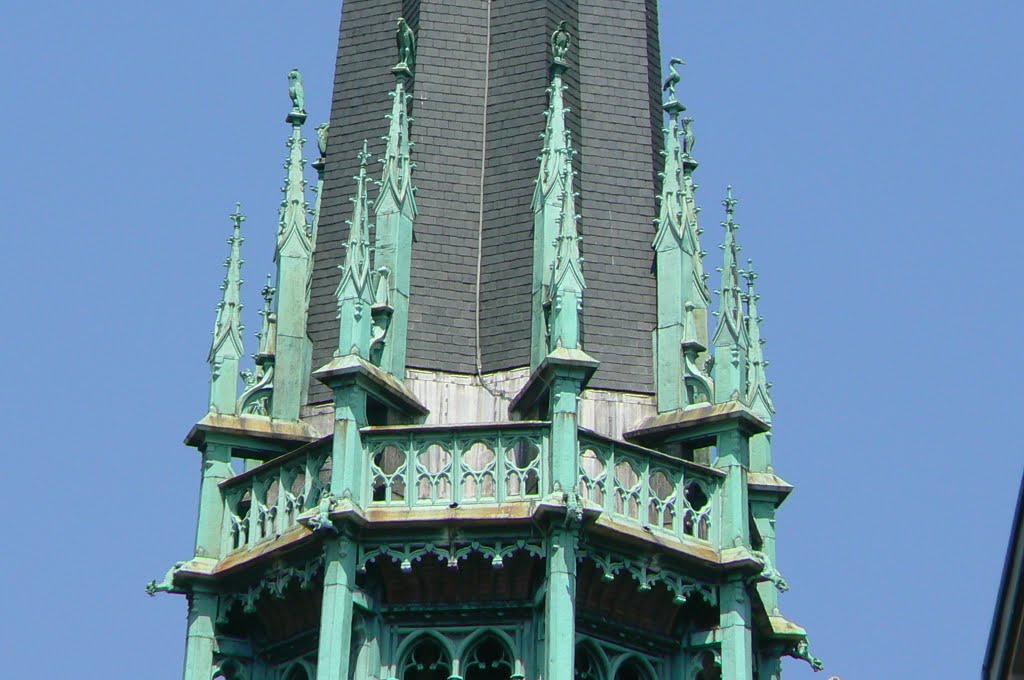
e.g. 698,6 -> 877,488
2,2 -> 1021,678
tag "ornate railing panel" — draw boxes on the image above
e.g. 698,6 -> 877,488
578,434 -> 720,543
365,424 -> 548,508
220,444 -> 332,554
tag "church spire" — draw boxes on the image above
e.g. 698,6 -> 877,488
744,260 -> 775,419
712,187 -> 749,402
373,24 -> 418,378
271,70 -> 315,420
531,21 -> 578,365
335,143 -> 376,359
653,59 -> 713,411
208,204 -> 246,415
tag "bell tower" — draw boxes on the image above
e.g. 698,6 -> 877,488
148,3 -> 824,679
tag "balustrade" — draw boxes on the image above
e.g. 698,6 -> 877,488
216,425 -> 719,556
365,424 -> 548,508
220,444 -> 332,554
578,434 -> 720,543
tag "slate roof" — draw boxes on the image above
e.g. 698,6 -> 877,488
309,0 -> 663,404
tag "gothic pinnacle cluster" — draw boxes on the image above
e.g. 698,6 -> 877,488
158,14 -> 824,680
199,69 -> 322,423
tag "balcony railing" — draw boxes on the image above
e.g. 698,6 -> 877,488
220,442 -> 332,554
216,423 -> 721,557
365,423 -> 549,508
578,432 -> 722,543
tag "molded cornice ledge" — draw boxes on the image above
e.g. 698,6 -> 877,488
184,413 -> 319,451
313,353 -> 428,420
509,347 -> 600,417
624,400 -> 769,446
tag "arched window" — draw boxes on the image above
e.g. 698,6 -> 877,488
284,665 -> 310,680
402,636 -> 452,680
463,635 -> 514,680
693,652 -> 721,680
614,657 -> 652,680
213,659 -> 245,680
575,645 -> 604,680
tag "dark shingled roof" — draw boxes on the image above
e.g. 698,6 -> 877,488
309,0 -> 663,404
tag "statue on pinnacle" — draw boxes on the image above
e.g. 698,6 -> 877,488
663,57 -> 685,104
551,21 -> 571,66
288,69 -> 305,114
396,18 -> 416,72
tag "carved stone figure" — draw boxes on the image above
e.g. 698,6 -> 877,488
788,639 -> 825,672
288,69 -> 305,114
316,122 -> 330,158
683,116 -> 696,156
551,21 -> 571,64
663,57 -> 684,101
396,18 -> 416,70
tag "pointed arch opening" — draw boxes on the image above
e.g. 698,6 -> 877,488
284,664 -> 310,680
463,634 -> 514,680
613,656 -> 654,680
692,651 -> 721,680
575,642 -> 607,680
402,635 -> 452,680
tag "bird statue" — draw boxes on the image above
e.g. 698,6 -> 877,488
663,57 -> 685,101
396,17 -> 416,71
288,69 -> 305,114
316,123 -> 330,158
551,21 -> 571,64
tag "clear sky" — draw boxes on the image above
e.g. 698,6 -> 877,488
2,2 -> 1021,678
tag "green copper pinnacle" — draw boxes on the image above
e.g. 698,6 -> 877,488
207,203 -> 246,415
531,22 -> 585,364
744,259 -> 775,419
712,186 -> 749,402
653,66 -> 713,412
334,143 -> 376,359
272,71 -> 315,420
373,56 -> 417,378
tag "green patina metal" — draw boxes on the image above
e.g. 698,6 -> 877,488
237,276 -> 276,416
653,63 -> 713,413
531,23 -> 580,369
335,143 -> 377,361
208,204 -> 246,416
155,18 -> 825,680
273,73 -> 316,422
373,40 -> 417,378
713,187 -> 749,404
